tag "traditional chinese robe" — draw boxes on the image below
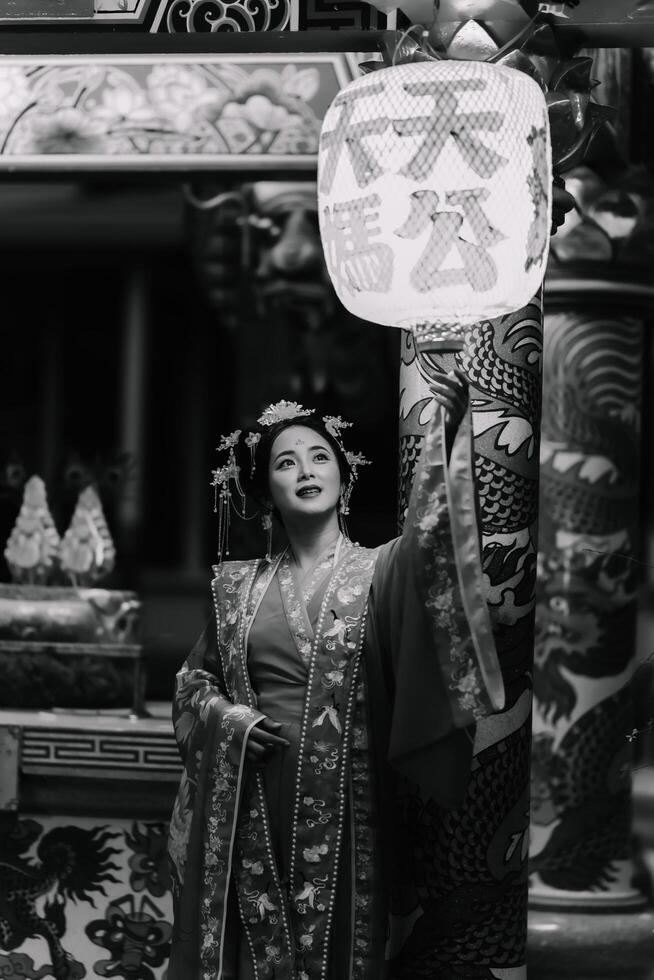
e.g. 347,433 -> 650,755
167,409 -> 504,980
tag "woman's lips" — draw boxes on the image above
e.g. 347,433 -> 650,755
296,486 -> 321,497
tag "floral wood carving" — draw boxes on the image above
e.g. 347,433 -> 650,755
165,0 -> 291,32
0,60 -> 323,161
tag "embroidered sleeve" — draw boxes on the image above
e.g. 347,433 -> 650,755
169,598 -> 264,895
401,406 -> 505,725
370,407 -> 505,803
173,611 -> 262,769
168,572 -> 269,975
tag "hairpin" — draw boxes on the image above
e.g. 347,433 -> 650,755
258,400 -> 314,427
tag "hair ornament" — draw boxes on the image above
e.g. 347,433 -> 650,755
244,431 -> 262,477
323,415 -> 352,452
261,510 -> 273,563
217,429 -> 242,452
210,462 -> 238,496
341,451 -> 371,517
258,400 -> 314,427
212,434 -> 248,562
344,450 -> 371,470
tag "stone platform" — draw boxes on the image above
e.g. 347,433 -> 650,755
527,767 -> 654,980
528,907 -> 654,980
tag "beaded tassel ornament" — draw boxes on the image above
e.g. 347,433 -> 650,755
211,430 -> 246,563
211,401 -> 370,563
323,416 -> 371,538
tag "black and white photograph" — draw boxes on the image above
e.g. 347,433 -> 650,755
0,2 -> 654,979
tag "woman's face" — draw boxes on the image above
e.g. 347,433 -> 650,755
267,425 -> 341,524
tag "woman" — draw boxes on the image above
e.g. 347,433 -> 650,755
167,370 -> 504,980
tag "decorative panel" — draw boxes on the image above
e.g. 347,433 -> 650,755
93,0 -> 161,27
0,0 -> 641,35
0,54 -> 353,172
2,711 -> 180,780
149,0 -> 293,32
0,0 -> 93,17
0,813 -> 173,980
297,0 -> 389,29
21,728 -> 180,777
1,0 -> 395,31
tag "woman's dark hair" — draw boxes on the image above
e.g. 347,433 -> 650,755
243,415 -> 350,508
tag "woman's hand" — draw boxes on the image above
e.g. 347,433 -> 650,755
246,716 -> 290,768
429,368 -> 469,450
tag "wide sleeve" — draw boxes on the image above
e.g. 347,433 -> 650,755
168,614 -> 264,898
368,405 -> 505,808
173,613 -> 264,770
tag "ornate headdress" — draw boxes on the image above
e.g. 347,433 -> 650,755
258,399 -> 314,427
211,400 -> 370,563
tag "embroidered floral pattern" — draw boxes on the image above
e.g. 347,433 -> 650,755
300,549 -> 339,605
200,704 -> 247,978
351,671 -> 376,978
277,549 -> 333,665
209,547 -> 379,978
169,559 -> 268,980
309,744 -> 340,776
287,547 -> 378,979
215,559 -> 293,976
277,553 -> 314,665
205,545 -> 378,977
407,422 -> 491,722
167,770 -> 193,884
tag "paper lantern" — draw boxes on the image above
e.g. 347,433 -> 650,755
318,60 -> 552,338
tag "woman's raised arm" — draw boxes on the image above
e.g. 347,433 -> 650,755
367,369 -> 505,806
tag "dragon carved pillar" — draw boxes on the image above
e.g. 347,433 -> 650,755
395,299 -> 543,980
528,46 -> 654,980
528,282 -> 654,979
530,295 -> 646,909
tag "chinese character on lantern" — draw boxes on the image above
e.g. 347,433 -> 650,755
318,59 -> 552,333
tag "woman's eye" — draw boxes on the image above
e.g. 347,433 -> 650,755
314,452 -> 329,462
277,459 -> 294,470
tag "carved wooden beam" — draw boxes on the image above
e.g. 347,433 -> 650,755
0,0 -> 654,47
2,24 -> 654,54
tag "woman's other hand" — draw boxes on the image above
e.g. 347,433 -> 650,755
246,716 -> 290,767
429,368 -> 469,451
